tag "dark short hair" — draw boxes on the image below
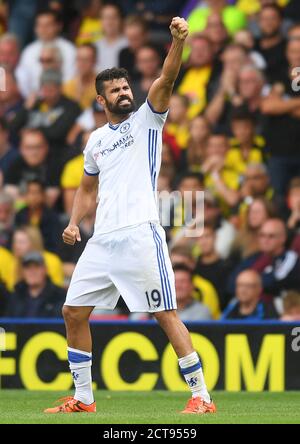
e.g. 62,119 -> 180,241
125,14 -> 148,32
175,171 -> 204,188
173,263 -> 193,278
102,2 -> 124,18
288,176 -> 300,191
78,43 -> 97,59
25,178 -> 46,192
137,43 -> 163,64
36,9 -> 63,23
260,4 -> 284,19
230,106 -> 256,125
95,67 -> 130,96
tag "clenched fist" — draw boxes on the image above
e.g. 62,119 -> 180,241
62,224 -> 81,245
170,17 -> 189,41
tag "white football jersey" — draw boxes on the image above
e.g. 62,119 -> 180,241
83,100 -> 169,235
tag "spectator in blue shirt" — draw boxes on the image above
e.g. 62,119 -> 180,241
222,269 -> 278,320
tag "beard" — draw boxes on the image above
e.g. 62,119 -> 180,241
261,29 -> 280,39
105,95 -> 136,115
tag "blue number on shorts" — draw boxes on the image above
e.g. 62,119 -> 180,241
145,290 -> 162,309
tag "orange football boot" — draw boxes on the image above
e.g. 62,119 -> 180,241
181,397 -> 216,414
44,397 -> 96,414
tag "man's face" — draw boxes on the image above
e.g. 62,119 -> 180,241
239,70 -> 262,100
22,264 -> 47,287
175,270 -> 194,305
20,133 -> 48,167
169,95 -> 188,123
39,47 -> 61,71
98,78 -> 135,116
287,40 -> 300,68
222,47 -> 247,73
248,200 -> 268,229
197,228 -> 215,256
76,47 -> 96,76
231,119 -> 254,144
136,47 -> 161,78
125,24 -> 147,51
35,14 -> 60,42
236,272 -> 262,304
206,135 -> 228,157
101,5 -> 122,36
243,168 -> 269,196
40,82 -> 61,105
259,8 -> 282,37
259,220 -> 286,255
0,40 -> 19,70
12,231 -> 32,257
0,202 -> 13,225
189,38 -> 213,67
190,116 -> 210,142
205,13 -> 227,45
26,184 -> 44,209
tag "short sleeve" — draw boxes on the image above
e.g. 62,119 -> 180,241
83,134 -> 100,176
136,99 -> 169,130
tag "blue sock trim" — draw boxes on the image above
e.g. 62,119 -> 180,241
68,351 -> 92,364
180,361 -> 202,375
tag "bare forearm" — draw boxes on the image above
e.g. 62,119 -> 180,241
261,97 -> 300,115
161,38 -> 185,86
205,88 -> 226,124
69,186 -> 95,226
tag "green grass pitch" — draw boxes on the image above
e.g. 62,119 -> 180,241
0,391 -> 299,424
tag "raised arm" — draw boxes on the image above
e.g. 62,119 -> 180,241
62,173 -> 98,245
147,17 -> 189,112
260,94 -> 300,116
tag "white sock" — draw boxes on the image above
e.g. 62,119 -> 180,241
178,351 -> 211,403
67,347 -> 94,405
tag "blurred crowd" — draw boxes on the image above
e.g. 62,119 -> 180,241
0,0 -> 300,322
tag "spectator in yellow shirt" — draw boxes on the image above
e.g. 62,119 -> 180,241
202,134 -> 240,213
0,246 -> 15,292
61,154 -> 84,215
164,94 -> 190,152
75,0 -> 102,45
226,107 -> 265,177
178,35 -> 214,119
3,226 -> 64,291
63,44 -> 97,110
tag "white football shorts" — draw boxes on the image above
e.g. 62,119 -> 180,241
65,222 -> 177,312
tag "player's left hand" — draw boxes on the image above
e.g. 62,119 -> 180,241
170,17 -> 189,41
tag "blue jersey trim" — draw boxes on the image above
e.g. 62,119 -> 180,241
84,169 -> 99,176
108,122 -> 120,130
153,226 -> 174,310
150,223 -> 168,310
180,362 -> 202,375
146,98 -> 169,115
68,351 -> 92,364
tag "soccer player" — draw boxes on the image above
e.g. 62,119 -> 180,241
45,17 -> 216,415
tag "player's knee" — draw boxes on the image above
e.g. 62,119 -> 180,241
154,309 -> 177,325
62,305 -> 86,325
